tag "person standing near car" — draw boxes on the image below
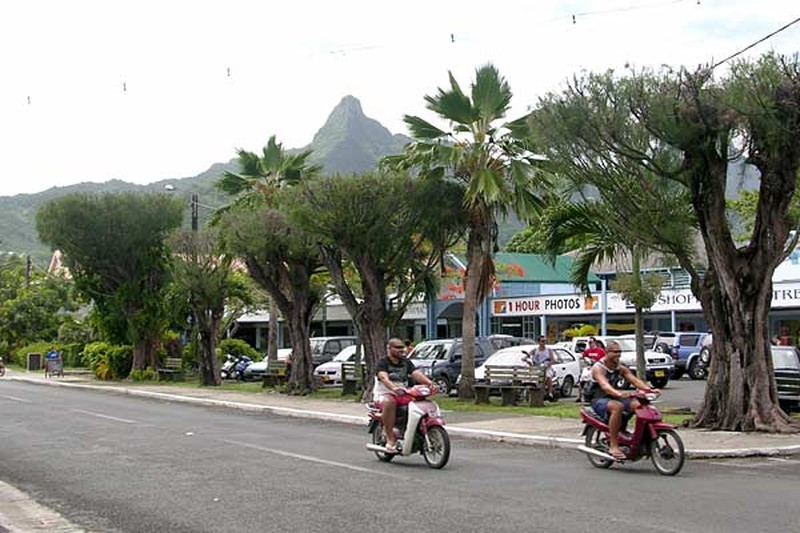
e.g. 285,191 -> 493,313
374,338 -> 435,453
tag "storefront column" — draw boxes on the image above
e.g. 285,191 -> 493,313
671,310 -> 677,332
426,296 -> 437,341
601,277 -> 608,336
540,315 -> 547,339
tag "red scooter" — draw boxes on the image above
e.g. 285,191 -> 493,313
578,389 -> 685,475
365,384 -> 450,469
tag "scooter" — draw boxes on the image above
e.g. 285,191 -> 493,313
365,384 -> 451,469
232,355 -> 253,381
578,389 -> 686,476
220,354 -> 237,380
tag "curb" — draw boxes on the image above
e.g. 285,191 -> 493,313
8,376 -> 800,459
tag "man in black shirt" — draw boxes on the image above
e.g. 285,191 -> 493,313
374,337 -> 434,453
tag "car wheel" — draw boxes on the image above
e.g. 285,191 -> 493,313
688,359 -> 707,380
654,343 -> 670,354
649,376 -> 669,389
560,375 -> 574,398
433,375 -> 451,395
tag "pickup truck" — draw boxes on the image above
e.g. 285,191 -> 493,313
653,332 -> 710,380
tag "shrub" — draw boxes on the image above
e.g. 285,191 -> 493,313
14,341 -> 56,368
83,342 -> 132,380
217,338 -> 260,362
130,368 -> 157,381
61,342 -> 86,367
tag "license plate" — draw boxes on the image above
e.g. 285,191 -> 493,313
322,376 -> 330,382
654,370 -> 665,377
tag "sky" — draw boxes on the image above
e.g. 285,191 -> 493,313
0,0 -> 798,197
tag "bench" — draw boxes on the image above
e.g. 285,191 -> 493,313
473,365 -> 545,407
262,360 -> 289,387
341,361 -> 367,396
157,357 -> 185,381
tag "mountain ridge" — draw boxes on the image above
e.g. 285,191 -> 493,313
0,96 -> 411,266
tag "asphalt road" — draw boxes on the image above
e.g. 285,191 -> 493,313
1,380 -> 798,533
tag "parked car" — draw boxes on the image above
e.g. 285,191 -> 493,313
772,345 -> 800,411
313,345 -> 361,386
309,336 -> 357,367
472,344 -> 581,398
653,332 -> 709,380
242,348 -> 292,381
488,334 -> 536,350
409,338 -> 495,394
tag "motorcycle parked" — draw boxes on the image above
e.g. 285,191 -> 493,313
578,389 -> 685,476
365,384 -> 450,469
220,353 -> 237,380
232,355 -> 253,381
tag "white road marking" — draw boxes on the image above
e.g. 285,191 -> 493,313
70,409 -> 136,424
0,394 -> 33,403
223,439 -> 408,480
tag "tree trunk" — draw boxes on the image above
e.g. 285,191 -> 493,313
267,297 -> 278,362
457,215 -> 493,400
286,311 -> 313,395
693,268 -> 797,432
197,315 -> 222,386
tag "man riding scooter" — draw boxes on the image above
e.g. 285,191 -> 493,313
586,340 -> 658,461
374,338 -> 436,453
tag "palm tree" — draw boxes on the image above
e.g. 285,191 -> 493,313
216,135 -> 321,363
539,199 -> 693,379
386,64 -> 548,399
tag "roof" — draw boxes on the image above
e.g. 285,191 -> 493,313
488,252 -> 598,283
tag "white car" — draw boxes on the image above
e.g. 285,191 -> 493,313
313,345 -> 361,386
242,348 -> 292,381
473,344 -> 581,398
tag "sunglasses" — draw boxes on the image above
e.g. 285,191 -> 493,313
607,349 -> 622,354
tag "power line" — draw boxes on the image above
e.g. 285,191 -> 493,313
712,16 -> 800,70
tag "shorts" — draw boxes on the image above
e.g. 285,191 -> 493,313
591,397 -> 633,420
380,392 -> 413,407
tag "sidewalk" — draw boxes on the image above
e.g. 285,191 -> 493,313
6,370 -> 800,459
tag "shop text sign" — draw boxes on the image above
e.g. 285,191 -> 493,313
491,281 -> 800,316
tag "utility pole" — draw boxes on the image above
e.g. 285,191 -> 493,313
191,193 -> 199,232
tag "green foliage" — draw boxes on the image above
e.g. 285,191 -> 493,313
727,188 -> 800,243
217,338 -> 260,362
611,272 -> 667,310
0,255 -> 79,356
130,368 -> 157,381
36,192 -> 183,371
58,317 -> 96,346
83,342 -> 133,380
60,343 -> 85,367
560,324 -> 598,340
13,341 -> 55,367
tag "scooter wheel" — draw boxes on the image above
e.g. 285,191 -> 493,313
371,422 -> 395,463
649,429 -> 685,476
422,426 -> 450,469
584,426 -> 614,469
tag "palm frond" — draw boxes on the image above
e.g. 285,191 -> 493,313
404,115 -> 448,140
472,64 -> 512,122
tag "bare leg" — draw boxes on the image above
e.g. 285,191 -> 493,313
382,395 -> 397,448
607,401 -> 625,459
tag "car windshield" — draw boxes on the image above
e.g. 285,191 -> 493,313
482,349 -> 528,366
309,339 -> 326,355
614,338 -> 636,352
411,342 -> 452,360
772,347 -> 800,370
333,346 -> 357,362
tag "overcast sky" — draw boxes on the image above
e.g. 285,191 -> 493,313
0,0 -> 797,197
